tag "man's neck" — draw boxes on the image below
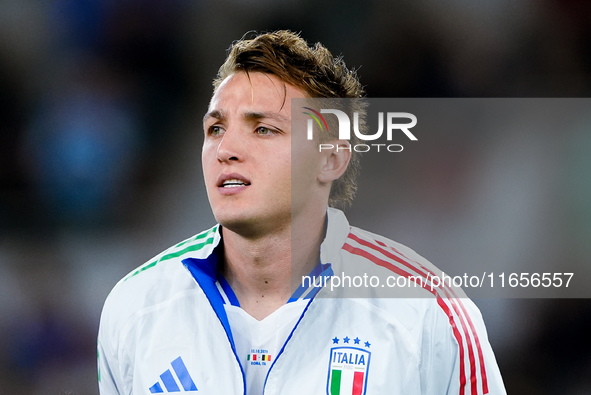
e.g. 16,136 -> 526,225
221,213 -> 326,320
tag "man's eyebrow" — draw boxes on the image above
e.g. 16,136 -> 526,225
203,109 -> 225,124
244,111 -> 289,123
203,110 -> 290,124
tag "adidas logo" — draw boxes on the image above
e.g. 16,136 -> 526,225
149,356 -> 198,393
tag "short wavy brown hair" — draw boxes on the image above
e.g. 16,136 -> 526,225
214,30 -> 365,208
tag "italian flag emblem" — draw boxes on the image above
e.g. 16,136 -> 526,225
327,347 -> 371,395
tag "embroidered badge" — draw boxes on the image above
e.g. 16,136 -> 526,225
326,336 -> 371,395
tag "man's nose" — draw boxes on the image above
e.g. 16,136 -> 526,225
216,128 -> 243,163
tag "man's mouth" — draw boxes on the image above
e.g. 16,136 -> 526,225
217,173 -> 252,189
222,179 -> 250,188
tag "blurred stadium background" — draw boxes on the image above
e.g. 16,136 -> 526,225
1,0 -> 591,393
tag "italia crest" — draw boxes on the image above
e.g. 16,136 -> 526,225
326,336 -> 371,395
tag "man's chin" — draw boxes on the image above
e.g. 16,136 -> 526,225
215,211 -> 257,233
215,211 -> 291,239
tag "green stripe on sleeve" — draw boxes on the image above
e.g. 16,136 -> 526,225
123,227 -> 217,281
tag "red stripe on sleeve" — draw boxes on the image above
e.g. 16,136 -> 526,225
351,233 -> 489,394
344,234 -> 489,395
456,299 -> 489,394
437,297 -> 467,395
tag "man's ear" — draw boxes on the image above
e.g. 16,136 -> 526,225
318,140 -> 351,183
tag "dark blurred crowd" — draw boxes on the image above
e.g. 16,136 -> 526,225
1,0 -> 591,393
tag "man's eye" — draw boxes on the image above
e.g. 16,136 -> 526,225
256,127 -> 276,135
208,125 -> 224,136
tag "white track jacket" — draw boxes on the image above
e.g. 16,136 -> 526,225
98,208 -> 506,395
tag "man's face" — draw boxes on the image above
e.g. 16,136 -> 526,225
202,72 -> 315,235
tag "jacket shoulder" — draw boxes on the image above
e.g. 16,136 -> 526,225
344,225 -> 445,279
120,225 -> 219,284
100,226 -> 219,331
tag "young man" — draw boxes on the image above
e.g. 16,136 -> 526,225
98,31 -> 506,394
